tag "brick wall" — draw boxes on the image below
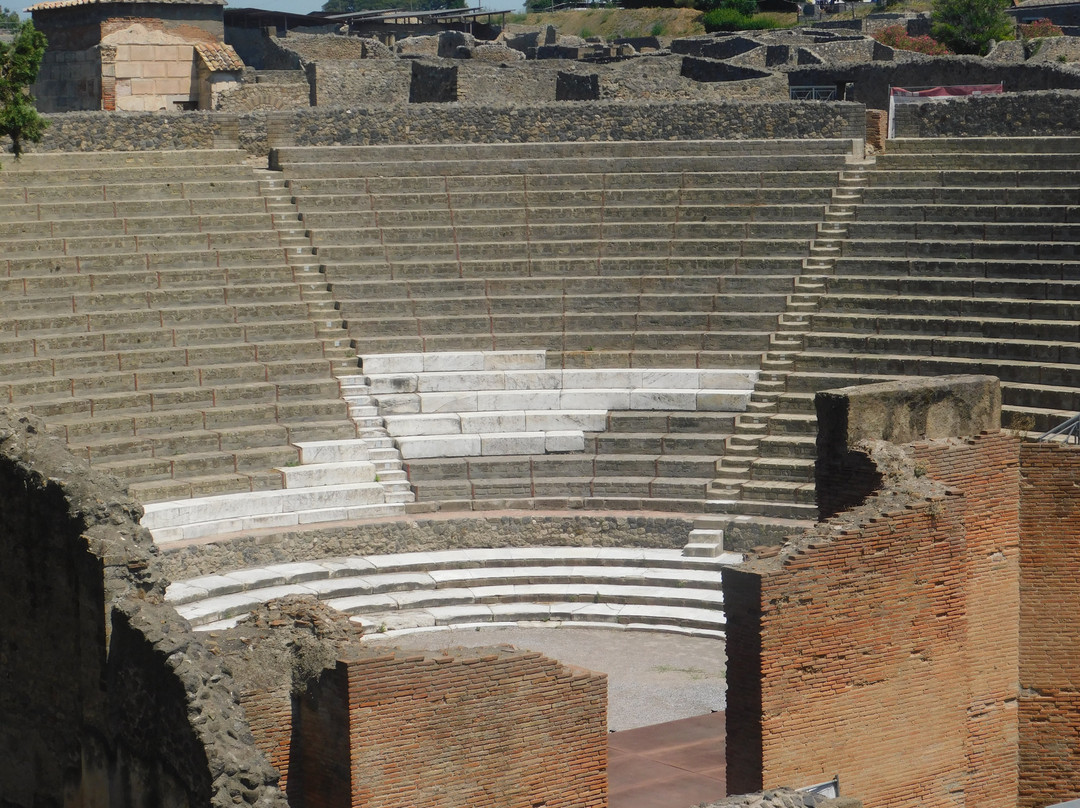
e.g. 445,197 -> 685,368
726,432 -> 1020,808
289,647 -> 607,808
912,433 -> 1021,808
242,685 -> 293,791
1018,443 -> 1080,808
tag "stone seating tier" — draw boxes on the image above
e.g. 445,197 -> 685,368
0,151 -> 360,503
695,137 -> 1080,534
348,351 -> 747,514
276,143 -> 851,376
143,439 -> 411,543
270,138 -> 858,164
165,546 -> 742,638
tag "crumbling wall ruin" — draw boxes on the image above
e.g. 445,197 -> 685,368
0,408 -> 285,808
725,377 -> 1021,808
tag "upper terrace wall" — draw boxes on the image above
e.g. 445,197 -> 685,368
0,409 -> 284,808
790,57 -> 1080,109
18,100 -> 865,156
892,89 -> 1080,137
724,377 -> 1020,808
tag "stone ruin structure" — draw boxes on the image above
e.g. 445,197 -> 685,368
5,43 -> 1080,806
29,0 -> 246,113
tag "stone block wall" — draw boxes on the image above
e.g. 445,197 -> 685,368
289,647 -> 608,808
23,100 -> 864,156
266,100 -> 865,149
112,42 -> 198,111
1018,442 -> 1080,808
33,47 -> 101,112
892,90 -> 1080,138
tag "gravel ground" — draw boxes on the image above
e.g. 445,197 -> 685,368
364,625 -> 727,731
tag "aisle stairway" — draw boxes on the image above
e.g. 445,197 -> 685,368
696,136 -> 1080,546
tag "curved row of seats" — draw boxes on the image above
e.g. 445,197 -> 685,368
0,150 -> 361,505
273,139 -> 856,370
718,136 -> 1080,527
166,545 -> 739,639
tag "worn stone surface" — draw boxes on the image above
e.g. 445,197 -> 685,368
817,374 -> 1001,450
892,88 -> 1080,138
17,98 -> 862,156
158,512 -> 692,580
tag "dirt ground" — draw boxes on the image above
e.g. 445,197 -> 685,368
364,624 -> 728,731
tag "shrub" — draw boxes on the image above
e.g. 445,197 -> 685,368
650,21 -> 666,36
702,7 -> 777,30
873,24 -> 952,55
931,0 -> 1014,55
1019,18 -> 1064,38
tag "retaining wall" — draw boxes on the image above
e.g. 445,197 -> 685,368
20,99 -> 866,155
157,512 -> 693,580
0,409 -> 285,808
790,58 -> 1080,110
891,89 -> 1080,137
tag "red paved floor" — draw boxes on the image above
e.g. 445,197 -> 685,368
608,711 -> 726,808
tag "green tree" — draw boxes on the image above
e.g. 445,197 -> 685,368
322,0 -> 465,13
0,21 -> 47,159
931,0 -> 1014,55
0,6 -> 19,28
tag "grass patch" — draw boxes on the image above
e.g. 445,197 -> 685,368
517,7 -> 706,39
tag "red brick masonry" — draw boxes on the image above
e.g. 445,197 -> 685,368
1018,443 -> 1080,808
726,433 -> 1021,808
286,646 -> 607,808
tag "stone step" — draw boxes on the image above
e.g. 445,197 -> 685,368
887,136 -> 1080,154
1,148 -> 251,171
141,482 -> 397,543
275,153 -> 849,179
285,169 -> 848,197
272,139 -> 856,165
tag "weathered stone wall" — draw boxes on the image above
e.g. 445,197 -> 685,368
790,57 -> 1080,109
1018,442 -> 1080,808
306,53 -> 790,106
33,47 -> 102,113
265,100 -> 864,148
815,375 -> 1001,520
311,59 -> 410,105
892,89 -> 1080,137
158,513 -> 692,580
725,377 -> 1020,808
216,79 -> 310,112
296,648 -> 608,808
21,100 -> 863,156
0,409 -> 286,808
